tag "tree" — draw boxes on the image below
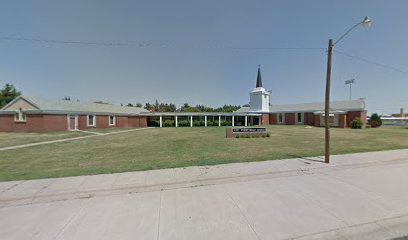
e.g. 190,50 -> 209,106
369,113 -> 382,128
0,83 -> 21,108
63,96 -> 71,101
136,103 -> 143,108
126,103 -> 134,107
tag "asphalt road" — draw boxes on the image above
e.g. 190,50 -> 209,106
1,149 -> 408,239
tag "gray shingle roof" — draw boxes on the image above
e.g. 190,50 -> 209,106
269,99 -> 365,113
12,96 -> 149,115
235,99 -> 365,113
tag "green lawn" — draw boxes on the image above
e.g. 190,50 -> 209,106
0,125 -> 407,181
0,131 -> 90,148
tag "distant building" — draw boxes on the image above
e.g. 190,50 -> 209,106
391,108 -> 406,118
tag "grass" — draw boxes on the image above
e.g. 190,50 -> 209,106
0,125 -> 407,181
0,131 -> 90,148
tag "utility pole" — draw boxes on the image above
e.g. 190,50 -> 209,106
324,39 -> 333,164
323,16 -> 371,164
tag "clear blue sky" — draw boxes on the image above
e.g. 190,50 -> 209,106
1,0 -> 407,114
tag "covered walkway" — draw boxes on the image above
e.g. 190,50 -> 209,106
145,112 -> 262,127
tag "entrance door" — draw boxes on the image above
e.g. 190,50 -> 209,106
68,115 -> 78,130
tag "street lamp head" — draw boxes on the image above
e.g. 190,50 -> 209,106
362,16 -> 372,28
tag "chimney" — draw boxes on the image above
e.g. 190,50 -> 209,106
401,108 -> 405,117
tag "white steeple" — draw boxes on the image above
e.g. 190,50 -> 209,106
249,65 -> 270,112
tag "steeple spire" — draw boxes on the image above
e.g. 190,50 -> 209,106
256,64 -> 263,88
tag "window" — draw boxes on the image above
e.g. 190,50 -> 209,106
87,115 -> 96,127
14,108 -> 26,122
296,112 -> 303,123
277,113 -> 284,124
109,115 -> 116,126
329,115 -> 335,124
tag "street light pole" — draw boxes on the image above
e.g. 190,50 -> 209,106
324,16 -> 371,164
324,39 -> 333,163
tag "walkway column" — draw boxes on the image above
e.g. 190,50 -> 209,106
205,116 -> 207,127
190,116 -> 193,127
245,116 -> 248,126
218,116 -> 221,127
159,116 -> 163,128
232,116 -> 235,126
175,115 -> 178,127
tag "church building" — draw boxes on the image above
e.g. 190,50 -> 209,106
236,65 -> 367,128
0,66 -> 366,132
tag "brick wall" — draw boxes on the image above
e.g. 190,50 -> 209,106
304,112 -> 315,126
95,115 -> 109,128
346,111 -> 366,127
78,115 -> 87,129
314,115 -> 320,127
261,113 -> 269,125
139,116 -> 147,128
285,113 -> 295,125
128,116 -> 141,127
0,114 -> 67,132
116,116 -> 129,128
269,113 -> 277,124
338,114 -> 347,128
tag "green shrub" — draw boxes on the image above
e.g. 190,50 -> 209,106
351,117 -> 363,129
178,120 -> 190,127
163,120 -> 175,127
148,120 -> 160,127
266,133 -> 270,137
370,113 -> 382,128
220,120 -> 231,126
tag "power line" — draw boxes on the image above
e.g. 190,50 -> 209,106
333,49 -> 408,74
0,36 -> 325,51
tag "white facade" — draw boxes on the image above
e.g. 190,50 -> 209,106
249,87 -> 270,112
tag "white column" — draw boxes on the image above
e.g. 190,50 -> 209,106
175,115 -> 178,127
245,116 -> 248,126
190,116 -> 193,127
205,116 -> 207,127
232,116 -> 235,126
159,116 -> 163,128
218,116 -> 221,127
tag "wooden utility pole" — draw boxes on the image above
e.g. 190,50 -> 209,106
325,39 -> 333,163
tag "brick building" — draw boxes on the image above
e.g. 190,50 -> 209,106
235,65 -> 367,128
0,66 -> 367,132
0,96 -> 148,132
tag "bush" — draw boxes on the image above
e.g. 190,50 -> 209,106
221,121 -> 231,126
148,120 -> 160,127
178,120 -> 190,127
370,113 -> 382,128
163,120 -> 175,127
351,117 -> 363,129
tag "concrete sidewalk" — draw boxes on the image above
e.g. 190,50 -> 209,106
1,149 -> 408,239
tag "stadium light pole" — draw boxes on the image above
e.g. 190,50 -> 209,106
324,16 -> 371,164
345,79 -> 355,100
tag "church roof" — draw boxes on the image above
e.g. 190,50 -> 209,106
1,96 -> 149,115
256,65 -> 263,88
235,99 -> 365,113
